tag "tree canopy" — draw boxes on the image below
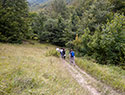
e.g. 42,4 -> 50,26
0,0 -> 30,43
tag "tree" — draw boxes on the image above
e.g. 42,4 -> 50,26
80,0 -> 112,32
0,0 -> 30,43
29,11 -> 47,40
39,16 -> 69,46
108,0 -> 125,14
51,0 -> 69,19
73,13 -> 125,65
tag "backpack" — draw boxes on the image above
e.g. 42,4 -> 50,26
70,51 -> 75,57
63,50 -> 65,55
60,49 -> 63,56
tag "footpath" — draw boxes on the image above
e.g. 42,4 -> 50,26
63,60 -> 121,95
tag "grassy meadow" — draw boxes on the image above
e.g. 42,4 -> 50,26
0,42 -> 125,95
0,42 -> 90,95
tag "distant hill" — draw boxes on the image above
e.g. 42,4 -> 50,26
27,0 -> 50,7
27,0 -> 51,11
27,0 -> 74,5
27,0 -> 49,6
27,0 -> 75,11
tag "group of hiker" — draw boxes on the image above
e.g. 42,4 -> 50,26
56,48 -> 75,66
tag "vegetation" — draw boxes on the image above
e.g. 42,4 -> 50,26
73,13 -> 125,65
0,0 -> 124,65
0,42 -> 124,94
28,0 -> 124,66
0,0 -> 125,93
76,57 -> 125,92
0,0 -> 31,43
45,49 -> 60,57
0,42 -> 90,95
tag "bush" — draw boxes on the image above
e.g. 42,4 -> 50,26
45,49 -> 60,57
89,13 -> 125,65
74,13 -> 125,65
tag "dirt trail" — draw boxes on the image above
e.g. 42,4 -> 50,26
63,60 -> 121,95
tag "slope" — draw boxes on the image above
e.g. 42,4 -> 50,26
0,42 -> 90,95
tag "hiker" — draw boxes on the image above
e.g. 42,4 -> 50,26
60,48 -> 66,59
69,49 -> 75,66
56,48 -> 60,52
62,48 -> 66,59
60,48 -> 63,58
59,48 -> 66,63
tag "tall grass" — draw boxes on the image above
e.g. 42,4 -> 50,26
0,43 -> 90,95
45,49 -> 60,57
76,57 -> 125,92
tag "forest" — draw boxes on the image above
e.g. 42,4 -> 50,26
0,0 -> 124,65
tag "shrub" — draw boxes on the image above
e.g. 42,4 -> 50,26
45,49 -> 60,57
89,13 -> 125,65
74,13 -> 125,65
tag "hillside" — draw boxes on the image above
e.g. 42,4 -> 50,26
0,42 -> 124,95
0,42 -> 89,95
27,0 -> 49,6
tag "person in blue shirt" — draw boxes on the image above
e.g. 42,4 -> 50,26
69,49 -> 76,66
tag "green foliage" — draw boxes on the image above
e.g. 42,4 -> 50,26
51,0 -> 70,19
89,13 -> 125,65
39,15 -> 74,46
29,12 -> 47,40
45,49 -> 60,57
30,0 -> 124,66
108,0 -> 125,14
74,13 -> 125,65
7,0 -> 123,66
80,0 -> 112,31
0,0 -> 30,43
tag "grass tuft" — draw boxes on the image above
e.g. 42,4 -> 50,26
45,49 -> 60,57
